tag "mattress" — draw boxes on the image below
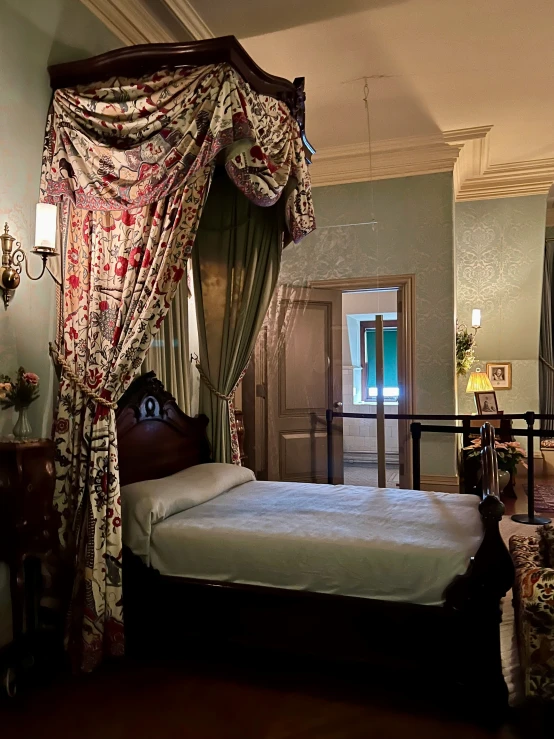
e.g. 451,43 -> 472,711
122,464 -> 484,607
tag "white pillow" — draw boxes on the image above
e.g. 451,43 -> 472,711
121,463 -> 256,564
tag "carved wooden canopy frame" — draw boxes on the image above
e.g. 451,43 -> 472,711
47,35 -> 315,161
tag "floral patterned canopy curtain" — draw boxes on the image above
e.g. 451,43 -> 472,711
40,62 -> 315,672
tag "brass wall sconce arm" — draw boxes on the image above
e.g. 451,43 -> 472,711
0,210 -> 58,309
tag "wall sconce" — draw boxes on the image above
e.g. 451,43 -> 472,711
471,308 -> 481,333
0,204 -> 58,309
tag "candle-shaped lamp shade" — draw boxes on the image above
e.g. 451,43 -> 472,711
471,308 -> 481,329
34,203 -> 57,252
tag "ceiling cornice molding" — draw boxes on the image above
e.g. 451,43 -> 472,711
311,126 -> 554,200
454,158 -> 554,201
80,0 -> 177,44
309,134 -> 462,188
161,0 -> 214,39
443,126 -> 491,195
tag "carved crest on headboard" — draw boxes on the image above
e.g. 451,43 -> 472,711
117,371 -> 174,421
116,372 -> 211,486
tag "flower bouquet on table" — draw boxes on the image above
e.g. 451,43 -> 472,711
464,437 -> 525,493
0,367 -> 40,439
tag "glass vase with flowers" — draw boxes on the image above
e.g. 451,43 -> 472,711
464,437 -> 525,491
0,367 -> 40,439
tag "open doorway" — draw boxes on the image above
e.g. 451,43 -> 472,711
242,275 -> 415,488
310,275 -> 415,490
341,289 -> 399,487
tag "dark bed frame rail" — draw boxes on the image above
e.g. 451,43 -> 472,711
117,374 -> 515,721
327,408 -> 554,526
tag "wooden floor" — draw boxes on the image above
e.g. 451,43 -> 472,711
1,654 -> 551,739
1,464 -> 552,739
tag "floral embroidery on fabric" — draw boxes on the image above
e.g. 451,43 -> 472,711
510,534 -> 554,700
40,63 -> 315,247
42,62 -> 314,673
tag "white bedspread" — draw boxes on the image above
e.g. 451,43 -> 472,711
122,469 -> 484,607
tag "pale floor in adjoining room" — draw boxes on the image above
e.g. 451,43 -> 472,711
343,463 -> 399,487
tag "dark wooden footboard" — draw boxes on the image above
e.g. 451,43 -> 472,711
442,422 -> 515,711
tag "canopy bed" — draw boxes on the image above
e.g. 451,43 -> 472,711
116,373 -> 514,717
42,36 -> 315,671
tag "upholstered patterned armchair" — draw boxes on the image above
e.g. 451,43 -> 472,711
510,526 -> 554,700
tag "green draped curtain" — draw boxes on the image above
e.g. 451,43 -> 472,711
144,270 -> 192,415
193,168 -> 283,463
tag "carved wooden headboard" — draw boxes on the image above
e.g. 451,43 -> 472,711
116,372 -> 211,487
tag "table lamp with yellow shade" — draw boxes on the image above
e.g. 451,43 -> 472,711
466,368 -> 494,411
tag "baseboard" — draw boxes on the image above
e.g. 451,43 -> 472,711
344,451 -> 399,465
420,475 -> 459,494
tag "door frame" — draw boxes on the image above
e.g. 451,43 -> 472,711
309,275 -> 416,488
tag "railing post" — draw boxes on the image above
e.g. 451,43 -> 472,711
410,422 -> 421,490
375,315 -> 386,488
326,408 -> 333,485
512,410 -> 551,525
462,417 -> 472,494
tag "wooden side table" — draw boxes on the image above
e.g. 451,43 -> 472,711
0,437 -> 59,688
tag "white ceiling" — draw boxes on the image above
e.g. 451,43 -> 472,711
186,0 -> 554,167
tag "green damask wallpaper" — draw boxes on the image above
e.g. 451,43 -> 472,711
0,0 -> 119,437
455,195 -> 547,452
280,172 -> 457,476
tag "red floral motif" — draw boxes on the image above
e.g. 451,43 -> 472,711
56,418 -> 69,434
99,300 -> 109,311
121,209 -> 137,226
68,274 -> 80,290
171,265 -> 184,283
115,257 -> 128,277
142,249 -> 152,269
87,367 -> 103,390
128,247 -> 142,269
113,517 -> 121,528
68,248 -> 79,265
249,145 -> 266,162
69,326 -> 79,340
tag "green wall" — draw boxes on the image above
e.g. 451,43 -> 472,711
455,195 -> 547,452
280,172 -> 457,476
0,0 -> 119,437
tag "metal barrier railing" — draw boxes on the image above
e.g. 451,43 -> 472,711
326,409 -> 554,526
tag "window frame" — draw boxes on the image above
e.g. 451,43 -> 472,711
360,319 -> 398,402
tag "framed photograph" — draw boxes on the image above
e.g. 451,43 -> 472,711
475,391 -> 498,415
486,362 -> 512,390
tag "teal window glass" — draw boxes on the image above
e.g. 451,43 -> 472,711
365,327 -> 398,392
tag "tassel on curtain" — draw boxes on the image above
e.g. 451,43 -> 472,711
193,168 -> 283,464
40,62 -> 315,671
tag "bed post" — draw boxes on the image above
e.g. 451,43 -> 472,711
443,422 -> 514,719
